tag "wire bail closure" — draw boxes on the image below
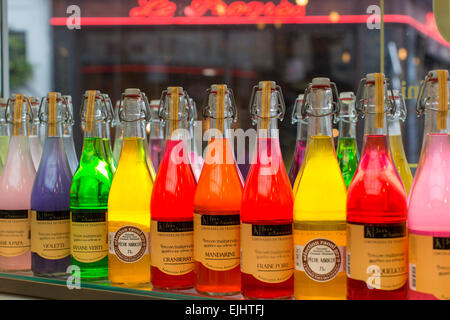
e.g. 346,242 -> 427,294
248,82 -> 286,125
202,86 -> 238,122
6,95 -> 33,125
37,92 -> 71,125
300,81 -> 341,120
291,94 -> 308,125
118,89 -> 151,123
158,87 -> 193,123
355,75 -> 397,118
336,92 -> 358,125
415,70 -> 449,116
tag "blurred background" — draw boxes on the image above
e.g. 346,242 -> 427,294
4,0 -> 450,176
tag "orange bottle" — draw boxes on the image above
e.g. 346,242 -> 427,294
193,85 -> 243,296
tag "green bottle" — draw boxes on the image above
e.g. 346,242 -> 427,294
70,90 -> 113,279
336,92 -> 359,187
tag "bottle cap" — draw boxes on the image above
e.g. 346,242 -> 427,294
428,69 -> 448,80
311,77 -> 330,87
339,92 -> 355,100
124,88 -> 141,96
258,81 -> 276,89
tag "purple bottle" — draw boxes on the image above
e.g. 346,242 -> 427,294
288,94 -> 308,186
31,92 -> 73,276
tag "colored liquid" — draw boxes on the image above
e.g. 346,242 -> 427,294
70,137 -> 113,279
151,139 -> 196,289
103,138 -> 117,173
389,135 -> 413,196
336,137 -> 359,188
241,137 -> 294,299
31,137 -> 73,276
288,139 -> 307,187
194,137 -> 243,295
408,133 -> 450,300
64,136 -> 79,175
108,138 -> 152,284
148,137 -> 164,172
347,135 -> 408,300
293,136 -> 347,300
29,136 -> 43,171
112,137 -> 123,165
0,136 -> 10,174
0,136 -> 36,270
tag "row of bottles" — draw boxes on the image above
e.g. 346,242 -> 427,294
0,70 -> 447,301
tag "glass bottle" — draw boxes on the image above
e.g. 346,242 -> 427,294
336,92 -> 359,188
289,94 -> 308,187
148,99 -> 164,172
241,81 -> 294,299
100,93 -> 117,173
112,100 -> 124,165
193,84 -> 243,295
62,95 -> 79,175
408,69 -> 450,300
70,91 -> 114,280
108,88 -> 152,284
29,97 -> 43,171
347,73 -> 408,300
293,78 -> 347,300
150,87 -> 196,289
388,90 -> 413,196
0,95 -> 35,271
0,98 -> 10,174
31,92 -> 73,276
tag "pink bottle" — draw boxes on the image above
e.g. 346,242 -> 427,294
0,95 -> 36,271
408,70 -> 450,300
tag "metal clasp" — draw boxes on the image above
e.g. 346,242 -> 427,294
248,84 -> 286,125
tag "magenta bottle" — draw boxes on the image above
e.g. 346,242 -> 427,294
289,94 -> 308,186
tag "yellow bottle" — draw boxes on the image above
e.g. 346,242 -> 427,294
293,78 -> 347,300
108,89 -> 153,284
388,91 -> 413,196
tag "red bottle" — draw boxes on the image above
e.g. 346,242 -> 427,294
241,81 -> 294,299
347,73 -> 408,300
150,87 -> 197,289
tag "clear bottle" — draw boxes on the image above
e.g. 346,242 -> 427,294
336,92 -> 359,188
289,94 -> 308,187
108,88 -> 152,284
408,69 -> 450,300
148,99 -> 164,172
150,87 -> 196,289
62,95 -> 79,175
0,94 -> 36,271
293,78 -> 348,300
112,100 -> 124,165
194,84 -> 243,295
0,98 -> 11,174
241,81 -> 294,299
31,92 -> 73,276
388,90 -> 413,196
347,73 -> 408,300
100,93 -> 117,173
188,98 -> 204,182
29,97 -> 43,171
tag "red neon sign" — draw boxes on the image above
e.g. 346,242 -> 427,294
129,0 -> 306,18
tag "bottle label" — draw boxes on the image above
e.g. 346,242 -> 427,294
240,222 -> 294,284
347,222 -> 408,291
409,231 -> 450,300
193,213 -> 240,271
150,220 -> 194,276
70,210 -> 108,263
294,227 -> 346,282
31,210 -> 70,260
108,226 -> 149,263
0,210 -> 30,257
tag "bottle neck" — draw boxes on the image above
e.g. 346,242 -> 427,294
296,121 -> 308,141
424,108 -> 450,135
338,119 -> 356,139
309,114 -> 333,137
364,112 -> 388,136
149,120 -> 164,139
388,118 -> 402,136
84,120 -> 105,139
123,120 -> 146,139
257,118 -> 279,139
208,118 -> 232,139
12,123 -> 29,137
165,119 -> 188,141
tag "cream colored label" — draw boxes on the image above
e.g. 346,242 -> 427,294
409,232 -> 450,300
70,211 -> 108,263
31,210 -> 70,260
241,222 -> 294,284
150,220 -> 194,276
347,222 -> 408,291
108,226 -> 149,263
194,213 -> 240,271
294,228 -> 346,282
0,210 -> 30,257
